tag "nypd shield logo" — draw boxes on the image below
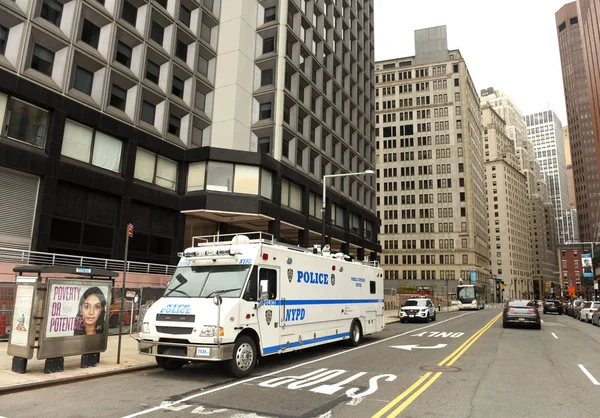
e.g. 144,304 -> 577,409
331,274 -> 336,286
265,309 -> 273,326
287,268 -> 293,282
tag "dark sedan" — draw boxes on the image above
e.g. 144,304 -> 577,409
503,300 -> 541,329
543,299 -> 562,315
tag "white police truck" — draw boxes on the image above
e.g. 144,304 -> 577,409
136,232 -> 384,377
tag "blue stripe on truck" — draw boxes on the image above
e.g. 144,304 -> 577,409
261,298 -> 384,306
263,332 -> 351,354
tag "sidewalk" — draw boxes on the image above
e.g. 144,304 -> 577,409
0,334 -> 155,394
0,310 -> 458,394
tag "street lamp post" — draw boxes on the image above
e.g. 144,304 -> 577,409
321,170 -> 375,251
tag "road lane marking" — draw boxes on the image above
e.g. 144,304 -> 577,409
391,344 -> 448,351
578,364 -> 600,385
122,312 -> 475,418
551,332 -> 558,339
372,312 -> 502,418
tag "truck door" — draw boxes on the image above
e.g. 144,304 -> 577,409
256,267 -> 280,355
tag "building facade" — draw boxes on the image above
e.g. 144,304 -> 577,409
0,0 -> 379,264
482,105 -> 530,301
481,88 -> 559,295
556,2 -> 600,242
525,110 -> 575,244
558,243 -> 594,298
376,26 -> 490,297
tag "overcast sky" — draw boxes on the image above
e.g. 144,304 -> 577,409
374,0 -> 571,123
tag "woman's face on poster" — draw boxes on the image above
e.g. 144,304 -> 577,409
81,294 -> 103,326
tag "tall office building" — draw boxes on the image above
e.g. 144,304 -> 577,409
563,125 -> 580,241
481,88 -> 559,297
376,26 -> 490,296
524,110 -> 574,244
0,0 -> 379,263
556,2 -> 599,242
481,105 -> 530,301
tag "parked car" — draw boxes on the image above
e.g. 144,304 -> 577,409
543,299 -> 562,315
503,299 -> 541,330
580,301 -> 600,323
399,298 -> 436,323
571,300 -> 584,318
591,309 -> 600,326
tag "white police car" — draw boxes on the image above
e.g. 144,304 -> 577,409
399,298 -> 436,322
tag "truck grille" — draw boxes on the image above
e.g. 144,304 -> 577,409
156,326 -> 194,335
156,314 -> 195,322
404,309 -> 419,315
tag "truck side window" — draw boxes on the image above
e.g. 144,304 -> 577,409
370,281 -> 376,294
259,268 -> 277,299
242,266 -> 258,302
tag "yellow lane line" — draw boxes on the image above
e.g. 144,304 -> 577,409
371,312 -> 503,418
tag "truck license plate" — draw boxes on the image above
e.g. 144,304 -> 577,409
196,347 -> 211,357
518,318 -> 525,321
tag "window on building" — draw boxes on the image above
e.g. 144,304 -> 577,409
309,193 -> 323,219
115,41 -> 132,67
261,169 -> 273,199
61,119 -> 122,172
121,0 -> 137,26
134,148 -> 177,191
41,0 -> 63,26
264,6 -> 276,22
187,162 -> 205,192
2,97 -> 48,148
81,20 -> 100,49
175,39 -> 187,61
0,26 -> 8,55
141,100 -> 155,124
109,84 -> 127,110
261,68 -> 273,86
73,66 -> 93,95
258,136 -> 271,154
179,4 -> 191,27
168,114 -> 181,136
150,21 -> 164,45
259,102 -> 272,120
145,60 -> 160,84
172,76 -> 184,99
31,44 -> 54,76
263,37 -> 275,53
281,179 -> 302,211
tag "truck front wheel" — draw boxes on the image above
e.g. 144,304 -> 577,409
155,356 -> 185,371
227,335 -> 257,378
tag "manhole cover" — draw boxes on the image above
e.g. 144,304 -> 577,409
420,365 -> 461,372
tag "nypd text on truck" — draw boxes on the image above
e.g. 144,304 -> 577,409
135,232 -> 384,377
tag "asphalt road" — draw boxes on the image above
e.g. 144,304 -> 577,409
2,307 -> 600,418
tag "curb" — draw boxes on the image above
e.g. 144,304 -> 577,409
0,363 -> 157,395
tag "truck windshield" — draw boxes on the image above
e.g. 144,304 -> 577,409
163,265 -> 251,298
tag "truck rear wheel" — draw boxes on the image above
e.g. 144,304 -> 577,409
227,335 -> 257,378
347,320 -> 362,347
156,357 -> 185,371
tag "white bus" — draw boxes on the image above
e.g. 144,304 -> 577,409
136,232 -> 384,377
457,284 -> 485,310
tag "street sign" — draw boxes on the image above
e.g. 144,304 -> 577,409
126,291 -> 136,298
470,270 -> 476,284
569,286 -> 575,296
127,223 -> 134,238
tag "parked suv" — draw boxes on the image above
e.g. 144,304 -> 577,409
399,298 -> 436,323
543,299 -> 562,315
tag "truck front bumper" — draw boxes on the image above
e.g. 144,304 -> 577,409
136,338 -> 235,361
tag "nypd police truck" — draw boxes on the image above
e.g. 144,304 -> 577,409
136,232 -> 384,377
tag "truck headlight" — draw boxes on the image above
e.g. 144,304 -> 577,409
142,322 -> 150,333
200,326 -> 224,337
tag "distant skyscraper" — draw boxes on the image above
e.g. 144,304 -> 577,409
375,26 -> 490,295
556,2 -> 600,242
524,110 -> 573,244
563,126 -> 577,208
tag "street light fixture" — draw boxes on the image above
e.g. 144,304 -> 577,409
321,170 -> 376,251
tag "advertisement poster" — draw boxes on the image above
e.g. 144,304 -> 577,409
582,254 -> 593,278
45,283 -> 109,338
10,285 -> 34,347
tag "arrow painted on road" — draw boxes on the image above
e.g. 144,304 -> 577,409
391,344 -> 448,351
